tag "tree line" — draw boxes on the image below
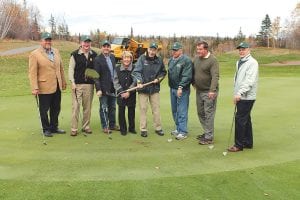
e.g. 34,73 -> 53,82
1,0 -> 300,52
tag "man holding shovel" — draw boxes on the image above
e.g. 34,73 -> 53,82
132,42 -> 167,137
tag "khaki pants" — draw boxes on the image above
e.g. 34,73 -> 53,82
138,93 -> 162,131
71,84 -> 94,131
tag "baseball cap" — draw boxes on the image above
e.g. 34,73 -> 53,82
237,42 -> 250,49
149,42 -> 158,49
171,42 -> 182,50
101,40 -> 111,46
80,35 -> 92,42
41,32 -> 52,40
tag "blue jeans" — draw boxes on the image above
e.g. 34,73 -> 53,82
170,88 -> 190,134
99,95 -> 116,129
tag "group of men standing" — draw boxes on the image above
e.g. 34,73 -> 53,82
28,32 -> 258,152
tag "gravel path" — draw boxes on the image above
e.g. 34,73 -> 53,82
0,45 -> 39,56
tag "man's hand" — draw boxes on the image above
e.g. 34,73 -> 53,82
137,83 -> 143,89
71,83 -> 76,91
233,95 -> 241,104
192,84 -> 196,90
153,78 -> 159,83
177,88 -> 182,97
62,83 -> 67,90
121,92 -> 130,99
96,90 -> 102,97
32,89 -> 39,95
208,92 -> 217,100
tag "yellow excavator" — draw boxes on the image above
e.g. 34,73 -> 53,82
111,37 -> 161,62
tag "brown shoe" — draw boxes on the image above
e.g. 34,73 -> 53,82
70,130 -> 78,136
228,146 -> 243,152
82,128 -> 92,134
199,138 -> 213,145
103,128 -> 112,134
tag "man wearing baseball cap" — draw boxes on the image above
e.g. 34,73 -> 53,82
132,42 -> 167,137
28,32 -> 67,137
68,35 -> 97,136
228,42 -> 259,152
94,39 -> 120,134
168,42 -> 193,140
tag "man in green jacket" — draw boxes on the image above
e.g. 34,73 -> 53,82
193,41 -> 219,145
168,42 -> 193,140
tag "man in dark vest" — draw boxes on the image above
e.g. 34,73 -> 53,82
68,35 -> 97,136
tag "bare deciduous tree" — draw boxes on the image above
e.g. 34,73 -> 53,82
0,0 -> 18,39
271,17 -> 281,48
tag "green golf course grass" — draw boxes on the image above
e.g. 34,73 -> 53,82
0,42 -> 299,199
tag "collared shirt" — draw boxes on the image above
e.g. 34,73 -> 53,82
105,54 -> 114,81
203,52 -> 210,59
45,48 -> 54,62
169,54 -> 183,65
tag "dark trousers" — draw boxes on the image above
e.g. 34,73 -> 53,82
38,88 -> 61,132
235,100 -> 255,149
118,105 -> 135,133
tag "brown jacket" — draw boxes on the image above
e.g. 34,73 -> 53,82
28,46 -> 66,94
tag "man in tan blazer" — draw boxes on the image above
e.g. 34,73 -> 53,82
29,32 -> 67,137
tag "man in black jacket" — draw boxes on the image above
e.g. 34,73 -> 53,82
132,42 -> 167,137
94,40 -> 119,133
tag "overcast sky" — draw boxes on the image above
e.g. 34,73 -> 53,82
27,0 -> 299,37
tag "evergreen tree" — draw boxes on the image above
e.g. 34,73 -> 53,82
236,27 -> 245,44
257,14 -> 272,47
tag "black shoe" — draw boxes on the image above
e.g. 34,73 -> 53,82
121,131 -> 127,136
44,130 -> 53,137
110,125 -> 120,131
141,131 -> 148,137
129,129 -> 137,134
155,130 -> 164,136
52,129 -> 66,134
82,128 -> 92,134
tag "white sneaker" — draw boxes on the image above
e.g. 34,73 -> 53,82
175,133 -> 187,140
171,130 -> 179,136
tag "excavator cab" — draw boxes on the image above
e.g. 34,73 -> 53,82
111,37 -> 161,63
